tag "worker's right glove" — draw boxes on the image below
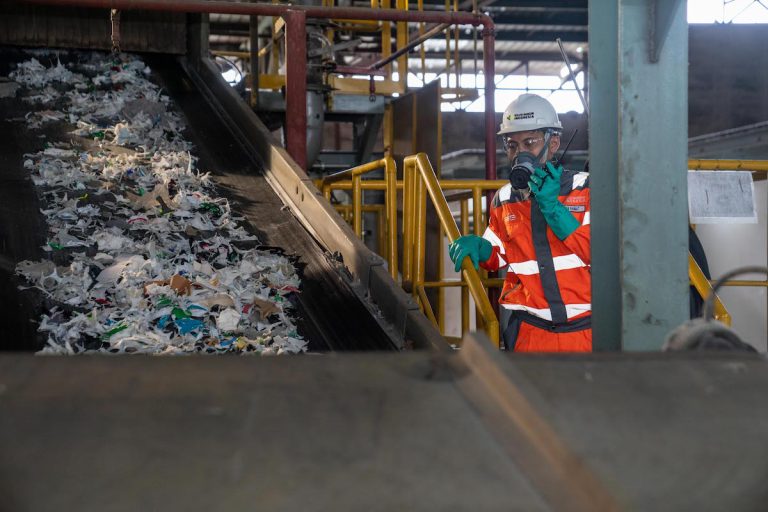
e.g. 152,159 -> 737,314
529,162 -> 580,240
449,235 -> 493,273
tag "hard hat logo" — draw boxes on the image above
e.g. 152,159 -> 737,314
498,93 -> 562,136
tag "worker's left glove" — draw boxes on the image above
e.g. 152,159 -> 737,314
448,235 -> 493,273
528,162 -> 580,240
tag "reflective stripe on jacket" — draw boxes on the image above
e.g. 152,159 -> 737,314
480,170 -> 591,324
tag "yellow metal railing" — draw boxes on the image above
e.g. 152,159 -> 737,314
688,159 -> 768,173
402,153 -> 500,346
319,156 -> 398,280
317,158 -> 768,344
316,173 -> 505,341
689,254 -> 731,325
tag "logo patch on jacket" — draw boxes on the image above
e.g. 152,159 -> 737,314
566,205 -> 586,212
504,213 -> 518,222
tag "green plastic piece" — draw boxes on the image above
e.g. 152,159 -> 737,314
199,202 -> 222,216
171,307 -> 190,320
156,296 -> 173,307
101,322 -> 128,340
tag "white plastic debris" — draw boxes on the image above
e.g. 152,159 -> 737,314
12,51 -> 306,355
216,308 -> 241,332
0,78 -> 21,98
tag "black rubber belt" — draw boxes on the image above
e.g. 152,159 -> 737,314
530,198 -> 568,325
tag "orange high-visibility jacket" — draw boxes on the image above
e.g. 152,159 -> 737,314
480,169 -> 591,325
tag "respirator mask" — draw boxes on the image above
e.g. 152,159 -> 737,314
507,130 -> 553,190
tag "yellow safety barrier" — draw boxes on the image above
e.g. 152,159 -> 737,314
319,174 -> 505,340
402,153 -> 500,347
318,157 -> 398,280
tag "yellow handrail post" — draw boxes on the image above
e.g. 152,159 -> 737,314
352,174 -> 363,237
402,159 -> 416,286
384,156 -> 398,279
460,198 -> 470,334
472,187 -> 483,235
377,205 -> 387,260
319,157 -> 399,278
414,168 -> 427,297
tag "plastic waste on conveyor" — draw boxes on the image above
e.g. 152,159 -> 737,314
0,49 -> 397,354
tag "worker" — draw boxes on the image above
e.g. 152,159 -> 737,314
448,94 -> 591,352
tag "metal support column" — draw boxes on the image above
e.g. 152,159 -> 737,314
589,0 -> 688,351
284,9 -> 307,170
249,12 -> 259,109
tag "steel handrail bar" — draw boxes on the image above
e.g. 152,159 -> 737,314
688,159 -> 768,172
689,254 -> 731,325
403,153 -> 500,347
333,204 -> 388,257
421,278 -> 504,288
711,280 -> 768,287
320,157 -> 398,279
320,178 -> 506,190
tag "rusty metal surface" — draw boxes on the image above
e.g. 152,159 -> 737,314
0,3 -> 186,54
0,351 -> 549,512
283,10 -> 307,171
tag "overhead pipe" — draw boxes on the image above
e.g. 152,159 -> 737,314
23,0 -> 496,179
22,0 -> 493,26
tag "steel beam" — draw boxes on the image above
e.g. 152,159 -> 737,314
483,26 -> 496,180
589,0 -> 688,351
490,12 -> 588,25
419,0 -> 587,7
475,29 -> 588,43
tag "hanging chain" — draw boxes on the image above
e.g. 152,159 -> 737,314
110,9 -> 121,54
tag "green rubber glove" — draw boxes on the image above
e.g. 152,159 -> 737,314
528,162 -> 580,240
449,235 -> 493,273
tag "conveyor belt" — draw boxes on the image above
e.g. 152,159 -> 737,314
0,49 -> 398,352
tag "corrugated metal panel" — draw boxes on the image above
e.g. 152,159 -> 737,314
0,4 -> 186,54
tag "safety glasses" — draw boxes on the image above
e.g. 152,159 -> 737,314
502,135 -> 545,154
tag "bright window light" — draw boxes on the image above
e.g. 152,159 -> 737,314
688,0 -> 768,23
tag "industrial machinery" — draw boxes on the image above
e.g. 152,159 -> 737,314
2,3 -> 768,511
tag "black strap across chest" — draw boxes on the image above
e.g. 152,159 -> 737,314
529,197 -> 568,325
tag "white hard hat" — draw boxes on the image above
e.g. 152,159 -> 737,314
498,93 -> 562,135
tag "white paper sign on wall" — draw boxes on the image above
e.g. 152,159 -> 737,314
688,171 -> 757,224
